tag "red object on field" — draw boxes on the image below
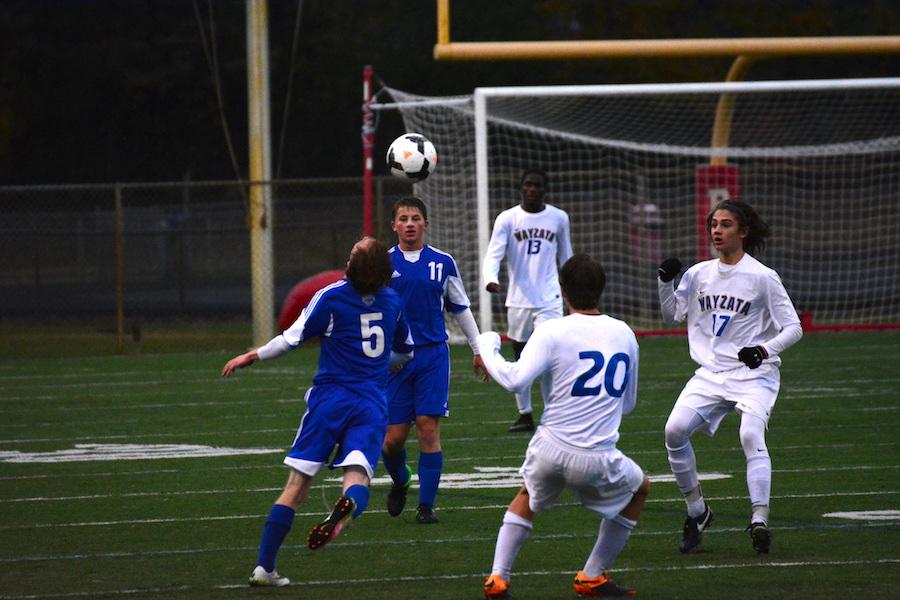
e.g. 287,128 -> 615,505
278,270 -> 346,330
695,165 -> 740,261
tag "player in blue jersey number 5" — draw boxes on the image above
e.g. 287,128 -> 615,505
222,237 -> 414,588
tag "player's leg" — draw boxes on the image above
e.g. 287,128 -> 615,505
739,410 -> 772,553
506,308 -> 536,432
382,423 -> 413,487
410,343 -> 450,523
249,468 -> 312,587
665,405 -> 715,553
382,363 -> 415,515
484,429 -> 564,597
309,403 -> 383,549
414,413 -> 442,523
509,339 -> 535,428
307,466 -> 370,550
252,388 -> 333,586
484,486 -> 535,598
576,477 -> 649,597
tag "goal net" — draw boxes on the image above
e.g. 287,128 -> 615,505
375,78 -> 900,334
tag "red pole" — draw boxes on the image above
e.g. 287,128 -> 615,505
362,65 -> 375,237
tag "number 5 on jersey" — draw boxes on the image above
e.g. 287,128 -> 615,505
360,312 -> 385,357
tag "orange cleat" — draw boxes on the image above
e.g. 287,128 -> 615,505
483,574 -> 511,599
572,570 -> 636,597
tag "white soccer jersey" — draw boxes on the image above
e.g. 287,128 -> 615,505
477,313 -> 638,449
482,204 -> 573,308
659,254 -> 800,373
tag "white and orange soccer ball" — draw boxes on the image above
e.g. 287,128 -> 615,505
386,133 -> 437,181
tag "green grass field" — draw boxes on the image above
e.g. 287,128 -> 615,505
1,329 -> 898,599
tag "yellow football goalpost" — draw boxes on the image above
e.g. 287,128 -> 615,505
432,0 -> 900,167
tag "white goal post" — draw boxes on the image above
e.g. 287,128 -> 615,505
374,77 -> 900,335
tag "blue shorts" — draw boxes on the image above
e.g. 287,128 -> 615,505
387,343 -> 450,424
284,384 -> 387,480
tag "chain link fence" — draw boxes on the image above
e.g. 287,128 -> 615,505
0,177 -> 412,321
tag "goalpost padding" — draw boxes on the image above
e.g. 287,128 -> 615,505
376,78 -> 900,334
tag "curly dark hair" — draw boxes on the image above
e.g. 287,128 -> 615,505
707,200 -> 770,255
559,254 -> 606,310
345,237 -> 392,295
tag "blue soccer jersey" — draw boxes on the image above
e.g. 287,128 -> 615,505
388,244 -> 471,346
280,279 -> 413,404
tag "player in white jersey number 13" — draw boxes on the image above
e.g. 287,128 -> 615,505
482,169 -> 573,433
478,254 -> 649,599
657,199 -> 802,556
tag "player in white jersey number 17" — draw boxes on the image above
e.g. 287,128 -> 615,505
657,199 -> 802,555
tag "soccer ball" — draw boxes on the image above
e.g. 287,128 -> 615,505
386,133 -> 437,181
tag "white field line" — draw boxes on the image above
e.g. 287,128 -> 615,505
0,387 -> 285,403
2,420 -> 897,446
3,500 -> 899,532
1,484 -> 896,508
0,523 -> 894,563
1,454 -> 895,482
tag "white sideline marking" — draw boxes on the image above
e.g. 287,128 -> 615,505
823,510 -> 900,521
2,485 -> 896,509
0,558 -> 897,598
362,467 -> 732,489
0,444 -> 281,463
3,421 -> 897,446
0,523 -> 893,563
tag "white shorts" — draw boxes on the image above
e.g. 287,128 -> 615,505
519,428 -> 644,519
507,304 -> 563,343
675,364 -> 781,435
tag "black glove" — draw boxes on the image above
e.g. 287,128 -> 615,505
657,257 -> 683,283
738,346 -> 768,369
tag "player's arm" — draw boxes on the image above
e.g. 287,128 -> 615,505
482,214 -> 509,293
390,311 -> 415,370
476,329 -> 550,392
657,257 -> 686,324
739,273 -> 803,368
451,307 -> 490,382
221,328 -> 297,376
621,341 -> 639,416
444,264 -> 490,381
557,211 -> 574,266
223,291 -> 332,376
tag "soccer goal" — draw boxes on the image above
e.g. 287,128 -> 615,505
374,78 -> 900,334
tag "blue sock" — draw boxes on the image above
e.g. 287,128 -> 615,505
256,504 -> 294,572
382,448 -> 409,486
344,484 -> 370,518
417,450 -> 443,508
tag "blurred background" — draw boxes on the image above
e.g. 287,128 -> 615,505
1,0 -> 897,354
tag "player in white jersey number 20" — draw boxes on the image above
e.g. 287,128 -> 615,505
478,254 -> 649,599
657,199 -> 802,556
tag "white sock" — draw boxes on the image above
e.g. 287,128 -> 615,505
490,511 -> 533,580
751,505 -> 770,525
746,454 -> 771,509
667,442 -> 703,515
740,412 -> 772,515
583,515 -> 636,578
686,489 -> 706,518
